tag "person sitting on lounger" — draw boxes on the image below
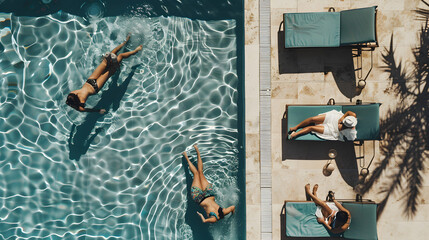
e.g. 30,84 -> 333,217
183,144 -> 235,223
305,184 -> 351,234
66,34 -> 142,113
289,110 -> 357,141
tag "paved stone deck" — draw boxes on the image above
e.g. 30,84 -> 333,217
245,0 -> 429,239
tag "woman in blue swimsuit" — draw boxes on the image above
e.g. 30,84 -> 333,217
66,34 -> 142,113
183,144 -> 235,223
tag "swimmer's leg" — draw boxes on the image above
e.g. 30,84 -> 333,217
194,144 -> 210,190
183,151 -> 202,189
88,35 -> 133,81
93,70 -> 113,90
117,45 -> 143,63
88,60 -> 108,80
111,33 -> 131,55
91,45 -> 142,87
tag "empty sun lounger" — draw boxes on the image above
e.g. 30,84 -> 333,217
285,103 -> 381,141
283,6 -> 378,48
283,201 -> 378,240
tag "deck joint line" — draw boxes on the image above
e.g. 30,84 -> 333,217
260,0 -> 272,238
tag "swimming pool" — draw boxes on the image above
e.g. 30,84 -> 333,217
0,0 -> 245,239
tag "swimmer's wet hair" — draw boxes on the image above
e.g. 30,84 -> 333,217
66,93 -> 80,109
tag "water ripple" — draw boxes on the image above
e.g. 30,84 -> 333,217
0,11 -> 239,239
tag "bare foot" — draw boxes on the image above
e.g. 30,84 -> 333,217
313,184 -> 319,196
305,183 -> 311,194
126,33 -> 131,42
289,127 -> 297,133
135,45 -> 143,52
182,151 -> 188,158
193,144 -> 198,150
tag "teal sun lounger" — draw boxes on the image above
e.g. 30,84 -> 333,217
283,201 -> 378,240
286,103 -> 381,141
283,6 -> 378,48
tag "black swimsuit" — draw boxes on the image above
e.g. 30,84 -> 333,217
85,53 -> 119,94
86,78 -> 99,93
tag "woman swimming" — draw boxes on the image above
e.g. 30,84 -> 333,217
66,34 -> 142,113
183,144 -> 235,223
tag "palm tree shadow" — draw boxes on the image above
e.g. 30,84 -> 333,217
357,3 -> 429,219
181,157 -> 214,240
68,65 -> 140,161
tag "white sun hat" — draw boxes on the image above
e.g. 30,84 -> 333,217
343,116 -> 357,127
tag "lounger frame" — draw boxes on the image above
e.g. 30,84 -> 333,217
282,200 -> 378,240
284,101 -> 380,171
282,7 -> 378,82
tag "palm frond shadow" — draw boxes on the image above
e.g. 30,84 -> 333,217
357,6 -> 429,218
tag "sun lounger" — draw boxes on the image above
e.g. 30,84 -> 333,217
285,103 -> 381,141
283,201 -> 378,240
283,6 -> 378,48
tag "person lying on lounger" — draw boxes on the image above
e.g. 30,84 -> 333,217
183,144 -> 235,223
305,184 -> 351,234
66,34 -> 142,113
289,110 -> 357,141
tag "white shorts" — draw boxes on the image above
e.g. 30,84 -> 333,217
313,110 -> 342,140
315,202 -> 339,220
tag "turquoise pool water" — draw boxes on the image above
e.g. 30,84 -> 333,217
0,0 -> 245,239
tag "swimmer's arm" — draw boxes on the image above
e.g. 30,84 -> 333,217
80,107 -> 107,114
338,111 -> 356,124
196,212 -> 217,223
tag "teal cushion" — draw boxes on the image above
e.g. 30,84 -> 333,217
287,105 -> 342,140
342,104 -> 381,141
340,6 -> 377,45
284,12 -> 341,48
343,203 -> 378,240
287,104 -> 380,141
285,202 -> 330,237
285,202 -> 378,239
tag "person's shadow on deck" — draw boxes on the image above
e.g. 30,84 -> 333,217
181,156 -> 214,240
68,65 -> 140,161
